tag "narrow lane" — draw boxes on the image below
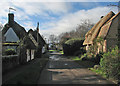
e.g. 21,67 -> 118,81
37,55 -> 115,84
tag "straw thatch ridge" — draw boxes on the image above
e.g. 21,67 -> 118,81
98,11 -> 120,39
83,11 -> 115,45
2,21 -> 26,40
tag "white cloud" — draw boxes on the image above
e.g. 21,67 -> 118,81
2,0 -> 119,2
12,2 -> 70,16
40,6 -> 118,39
0,1 -> 119,39
22,21 -> 36,31
0,1 -> 70,25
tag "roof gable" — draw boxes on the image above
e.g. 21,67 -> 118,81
28,29 -> 46,45
98,11 -> 120,39
4,27 -> 19,42
2,21 -> 26,39
23,35 -> 36,49
28,33 -> 38,47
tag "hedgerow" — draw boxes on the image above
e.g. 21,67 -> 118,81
100,46 -> 120,82
63,38 -> 85,56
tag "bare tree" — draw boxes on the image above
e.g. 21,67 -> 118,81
58,19 -> 94,44
76,19 -> 94,38
49,34 -> 57,43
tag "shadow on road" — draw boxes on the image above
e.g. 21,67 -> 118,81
38,55 -> 116,84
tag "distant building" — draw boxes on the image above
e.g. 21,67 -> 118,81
83,11 -> 120,53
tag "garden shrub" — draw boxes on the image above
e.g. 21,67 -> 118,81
100,46 -> 120,81
81,53 -> 88,60
94,52 -> 104,64
80,52 -> 103,64
5,49 -> 16,55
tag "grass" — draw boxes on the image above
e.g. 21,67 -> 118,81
49,49 -> 64,54
69,56 -> 96,68
3,53 -> 49,84
71,56 -> 81,61
70,56 -> 106,77
89,67 -> 119,84
49,50 -> 56,52
69,55 -> 118,84
69,56 -> 81,61
59,51 -> 64,54
89,68 -> 106,78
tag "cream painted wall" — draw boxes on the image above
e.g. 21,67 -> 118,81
27,49 -> 30,62
31,50 -> 35,60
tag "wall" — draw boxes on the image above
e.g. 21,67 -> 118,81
106,15 -> 119,50
2,55 -> 19,73
31,50 -> 35,60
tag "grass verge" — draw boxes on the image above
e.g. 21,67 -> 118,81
89,68 -> 106,78
49,50 -> 56,52
89,68 -> 118,84
69,56 -> 96,68
71,56 -> 81,61
59,51 -> 64,54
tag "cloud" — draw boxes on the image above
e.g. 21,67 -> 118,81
0,1 -> 119,39
0,1 -> 70,24
40,6 -> 118,38
22,21 -> 36,31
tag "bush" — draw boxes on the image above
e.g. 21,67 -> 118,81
5,49 -> 16,55
95,52 -> 104,64
65,38 -> 82,45
80,52 -> 103,64
100,46 -> 120,81
81,53 -> 88,61
63,38 -> 85,56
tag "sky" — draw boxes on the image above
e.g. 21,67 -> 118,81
0,0 -> 119,40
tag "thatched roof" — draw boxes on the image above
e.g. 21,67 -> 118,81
98,11 -> 120,39
28,29 -> 46,46
2,13 -> 26,39
2,21 -> 26,39
83,11 -> 115,45
23,35 -> 36,49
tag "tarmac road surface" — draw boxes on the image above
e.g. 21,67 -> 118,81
37,55 -> 115,84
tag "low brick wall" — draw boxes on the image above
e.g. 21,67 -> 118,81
2,55 -> 19,73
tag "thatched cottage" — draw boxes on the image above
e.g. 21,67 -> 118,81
83,11 -> 120,53
2,13 -> 46,63
28,24 -> 46,58
2,13 -> 27,55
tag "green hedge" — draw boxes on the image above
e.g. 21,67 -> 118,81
5,49 -> 16,55
65,38 -> 82,45
63,38 -> 85,56
100,46 -> 120,81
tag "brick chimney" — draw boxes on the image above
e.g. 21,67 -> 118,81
36,22 -> 39,33
8,13 -> 14,25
